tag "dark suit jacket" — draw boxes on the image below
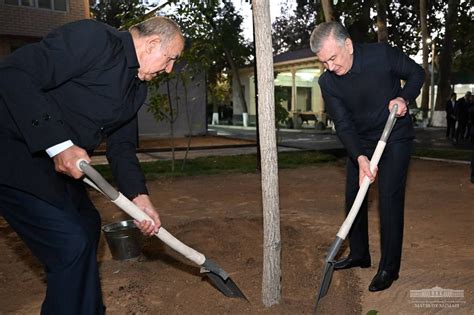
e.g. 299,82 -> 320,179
0,20 -> 148,207
445,99 -> 456,119
319,43 -> 425,160
455,97 -> 470,123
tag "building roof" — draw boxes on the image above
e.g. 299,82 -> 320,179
240,47 -> 318,73
273,47 -> 315,63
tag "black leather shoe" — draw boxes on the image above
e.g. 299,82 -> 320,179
333,256 -> 371,270
368,270 -> 399,292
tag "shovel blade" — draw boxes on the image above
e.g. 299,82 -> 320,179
315,236 -> 344,312
315,261 -> 335,311
201,258 -> 247,300
205,272 -> 248,300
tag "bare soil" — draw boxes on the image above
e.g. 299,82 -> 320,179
0,149 -> 473,314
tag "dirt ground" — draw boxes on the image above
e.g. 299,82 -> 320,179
0,154 -> 473,314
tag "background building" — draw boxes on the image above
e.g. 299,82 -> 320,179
233,48 -> 325,128
138,65 -> 208,137
0,0 -> 90,59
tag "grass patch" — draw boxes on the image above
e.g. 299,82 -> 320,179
413,147 -> 471,161
93,150 -> 339,181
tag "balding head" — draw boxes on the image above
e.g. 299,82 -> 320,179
130,16 -> 184,50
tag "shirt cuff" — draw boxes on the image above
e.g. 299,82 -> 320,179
46,140 -> 74,157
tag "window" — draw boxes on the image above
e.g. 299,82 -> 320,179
53,0 -> 66,11
4,0 -> 68,11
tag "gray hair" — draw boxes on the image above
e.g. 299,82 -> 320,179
129,16 -> 184,47
310,21 -> 350,54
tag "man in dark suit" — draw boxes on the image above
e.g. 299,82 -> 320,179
466,93 -> 473,141
310,22 -> 424,292
445,92 -> 457,139
455,91 -> 471,143
0,17 -> 184,314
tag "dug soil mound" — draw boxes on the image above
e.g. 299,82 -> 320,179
1,160 -> 473,314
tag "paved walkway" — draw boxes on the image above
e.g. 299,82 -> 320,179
91,126 -> 473,165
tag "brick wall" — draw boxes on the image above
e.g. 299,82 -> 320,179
0,0 -> 89,58
0,0 -> 89,37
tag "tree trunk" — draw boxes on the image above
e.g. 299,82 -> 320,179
321,0 -> 336,22
223,47 -> 249,115
252,11 -> 261,171
376,0 -> 388,42
253,0 -> 281,307
434,0 -> 459,111
181,75 -> 192,171
419,0 -> 430,118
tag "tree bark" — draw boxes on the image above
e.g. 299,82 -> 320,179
321,0 -> 336,22
253,0 -> 281,307
419,0 -> 430,117
376,0 -> 388,42
434,0 -> 459,111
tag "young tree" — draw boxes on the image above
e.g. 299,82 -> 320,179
147,76 -> 180,171
253,0 -> 282,307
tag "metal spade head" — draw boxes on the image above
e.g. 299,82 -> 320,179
204,271 -> 248,300
201,258 -> 247,300
315,260 -> 335,312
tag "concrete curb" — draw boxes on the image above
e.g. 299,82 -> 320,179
412,156 -> 470,165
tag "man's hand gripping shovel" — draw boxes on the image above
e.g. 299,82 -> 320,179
76,161 -> 247,300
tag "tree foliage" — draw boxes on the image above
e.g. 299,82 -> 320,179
172,0 -> 252,88
271,0 -> 472,64
90,0 -> 149,29
272,0 -> 322,54
451,0 -> 474,72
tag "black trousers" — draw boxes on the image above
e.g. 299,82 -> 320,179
0,182 -> 105,315
345,140 -> 412,276
446,116 -> 456,138
456,120 -> 468,141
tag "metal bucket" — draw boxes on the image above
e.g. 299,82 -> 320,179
102,220 -> 143,261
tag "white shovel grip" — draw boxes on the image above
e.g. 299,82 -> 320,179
336,141 -> 386,239
113,194 -> 206,265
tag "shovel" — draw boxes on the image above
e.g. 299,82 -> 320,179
77,160 -> 247,300
314,105 -> 398,311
